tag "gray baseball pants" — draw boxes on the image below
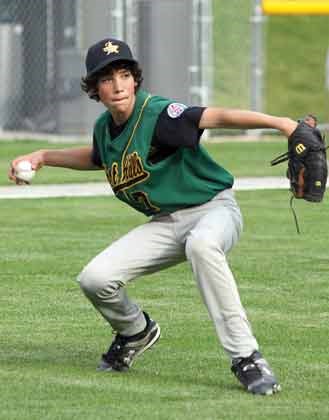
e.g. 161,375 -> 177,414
77,189 -> 259,360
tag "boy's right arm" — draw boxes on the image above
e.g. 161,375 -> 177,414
8,146 -> 101,184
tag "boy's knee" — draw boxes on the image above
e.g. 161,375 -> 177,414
186,234 -> 223,260
77,263 -> 119,299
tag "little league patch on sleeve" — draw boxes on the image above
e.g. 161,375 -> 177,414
167,102 -> 187,118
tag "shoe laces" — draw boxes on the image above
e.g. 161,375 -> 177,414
102,313 -> 151,364
235,352 -> 265,377
102,333 -> 129,363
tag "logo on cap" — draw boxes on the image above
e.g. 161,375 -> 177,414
103,40 -> 119,55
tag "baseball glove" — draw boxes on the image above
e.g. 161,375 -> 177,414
271,115 -> 328,202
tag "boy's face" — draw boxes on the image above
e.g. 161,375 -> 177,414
97,65 -> 137,123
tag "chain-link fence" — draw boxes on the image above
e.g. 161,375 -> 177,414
0,0 -> 214,135
0,0 -> 78,133
2,0 -> 327,137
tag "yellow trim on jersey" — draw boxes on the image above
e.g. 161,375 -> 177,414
121,94 -> 152,169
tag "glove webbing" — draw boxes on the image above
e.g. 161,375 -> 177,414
271,143 -> 328,234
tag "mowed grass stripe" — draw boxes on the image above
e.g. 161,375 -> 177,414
0,191 -> 328,420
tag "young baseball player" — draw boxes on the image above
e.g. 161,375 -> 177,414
9,38 -> 298,395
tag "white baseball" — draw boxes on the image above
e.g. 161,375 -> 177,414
15,160 -> 36,182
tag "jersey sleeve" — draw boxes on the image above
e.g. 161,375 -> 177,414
91,134 -> 103,168
153,105 -> 206,149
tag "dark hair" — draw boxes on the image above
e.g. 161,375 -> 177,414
81,60 -> 143,101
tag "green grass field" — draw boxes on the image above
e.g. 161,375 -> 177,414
212,2 -> 329,121
266,15 -> 329,121
1,191 -> 328,420
2,4 -> 329,416
1,138 -> 288,186
1,140 -> 329,419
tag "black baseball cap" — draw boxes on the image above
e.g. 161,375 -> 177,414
85,38 -> 137,80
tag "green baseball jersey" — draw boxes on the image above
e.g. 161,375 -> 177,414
93,90 -> 234,216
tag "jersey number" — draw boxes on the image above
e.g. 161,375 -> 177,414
126,191 -> 160,213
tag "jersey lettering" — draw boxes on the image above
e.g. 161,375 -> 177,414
104,151 -> 149,193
